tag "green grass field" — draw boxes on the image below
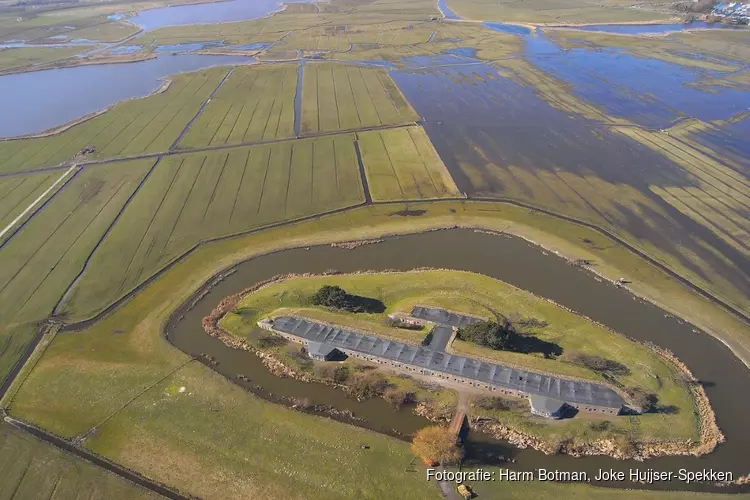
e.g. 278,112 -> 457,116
0,422 -> 159,500
177,64 -> 297,149
0,67 -> 229,173
0,160 -> 153,385
0,46 -> 93,73
58,136 -> 365,316
0,170 -> 65,239
8,200 -> 750,499
222,269 -> 699,444
359,126 -> 460,200
8,300 -> 440,500
301,62 -> 419,133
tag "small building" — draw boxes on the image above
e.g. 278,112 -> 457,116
306,341 -> 339,361
529,395 -> 568,419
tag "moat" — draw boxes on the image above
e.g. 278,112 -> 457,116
165,229 -> 750,493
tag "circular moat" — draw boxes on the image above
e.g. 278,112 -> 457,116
165,228 -> 750,493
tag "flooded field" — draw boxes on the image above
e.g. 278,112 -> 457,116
0,54 -> 250,137
492,26 -> 750,129
167,229 -> 750,493
390,61 -> 750,306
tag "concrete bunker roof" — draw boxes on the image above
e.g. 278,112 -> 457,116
271,316 -> 624,409
529,395 -> 567,414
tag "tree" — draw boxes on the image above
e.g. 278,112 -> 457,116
411,426 -> 464,465
457,319 -> 518,351
311,285 -> 386,313
312,285 -> 350,309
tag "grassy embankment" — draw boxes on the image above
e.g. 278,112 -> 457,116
444,0 -> 680,23
8,201 -> 749,499
549,29 -> 745,72
220,269 -> 699,444
0,422 -> 159,500
0,46 -> 94,73
0,67 -> 230,173
0,8 -> 138,44
176,64 -> 297,149
0,160 -> 153,386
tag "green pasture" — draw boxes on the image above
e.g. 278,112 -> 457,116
59,136 -> 365,317
359,126 -> 460,200
178,64 -> 297,149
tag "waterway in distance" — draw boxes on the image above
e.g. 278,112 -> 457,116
0,54 -> 251,138
166,229 -> 750,494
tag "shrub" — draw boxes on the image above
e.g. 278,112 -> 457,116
345,372 -> 390,400
383,388 -> 416,409
385,317 -> 424,331
590,420 -> 613,431
569,353 -> 630,376
333,365 -> 350,383
257,335 -> 288,348
627,387 -> 658,412
474,396 -> 513,411
411,426 -> 464,465
315,365 -> 350,383
457,319 -> 518,350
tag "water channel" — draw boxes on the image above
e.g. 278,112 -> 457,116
166,229 -> 750,493
127,0 -> 313,31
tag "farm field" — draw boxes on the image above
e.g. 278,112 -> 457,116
0,160 -> 152,386
177,64 -> 297,149
300,62 -> 419,134
58,136 -> 365,317
0,67 -> 230,173
8,200 -> 750,500
358,126 -> 460,201
0,171 -> 66,239
0,422 -> 159,500
0,46 -> 92,74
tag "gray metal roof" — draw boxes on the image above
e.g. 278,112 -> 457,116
270,316 -> 624,409
307,341 -> 336,357
529,395 -> 566,414
411,306 -> 484,328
